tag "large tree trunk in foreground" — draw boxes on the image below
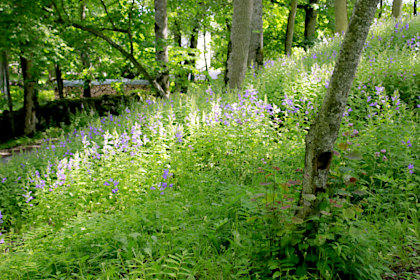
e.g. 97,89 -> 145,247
248,0 -> 263,68
20,56 -> 38,136
285,0 -> 298,56
296,0 -> 378,220
334,0 -> 348,34
0,50 -> 15,136
392,0 -> 403,18
304,0 -> 319,48
227,0 -> 253,89
154,0 -> 170,97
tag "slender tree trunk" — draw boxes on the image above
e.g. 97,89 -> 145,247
80,3 -> 91,98
173,20 -> 186,93
378,0 -> 383,18
296,0 -> 379,220
188,22 -> 199,82
335,0 -> 348,34
248,0 -> 263,68
154,0 -> 170,97
20,56 -> 38,136
55,64 -> 64,99
392,0 -> 403,18
285,0 -> 298,56
224,20 -> 232,86
0,50 -> 15,136
227,0 -> 253,89
415,0 -> 417,15
304,0 -> 319,48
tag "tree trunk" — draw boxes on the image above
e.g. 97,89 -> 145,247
173,20 -> 186,93
55,64 -> 64,99
224,20 -> 232,87
304,0 -> 319,48
227,0 -> 253,89
248,0 -> 264,68
80,3 -> 91,98
154,0 -> 170,97
378,0 -> 383,19
285,0 -> 298,56
415,0 -> 417,16
20,56 -> 38,136
334,0 -> 348,34
0,50 -> 15,136
296,0 -> 378,220
187,22 -> 199,82
392,0 -> 403,18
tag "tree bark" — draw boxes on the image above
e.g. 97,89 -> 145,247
304,0 -> 319,48
285,0 -> 298,56
224,20 -> 232,87
415,0 -> 417,16
80,3 -> 91,98
154,0 -> 170,97
227,0 -> 253,89
187,22 -> 199,82
392,0 -> 403,18
334,0 -> 348,34
20,56 -> 38,136
55,64 -> 64,99
378,0 -> 383,19
0,50 -> 15,136
296,0 -> 378,220
248,0 -> 264,68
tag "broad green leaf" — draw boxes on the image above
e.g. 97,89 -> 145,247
343,208 -> 355,219
302,194 -> 316,201
292,217 -> 304,224
345,151 -> 363,160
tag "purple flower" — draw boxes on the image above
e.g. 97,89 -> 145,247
160,182 -> 168,191
1,178 -> 6,183
175,131 -> 183,143
381,149 -> 386,153
375,152 -> 380,157
112,188 -> 119,194
162,169 -> 172,180
104,181 -> 110,186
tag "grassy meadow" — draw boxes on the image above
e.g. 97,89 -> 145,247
0,16 -> 419,279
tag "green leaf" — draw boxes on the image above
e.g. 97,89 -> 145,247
302,194 -> 316,201
343,208 -> 355,220
345,151 -> 363,160
292,217 -> 304,224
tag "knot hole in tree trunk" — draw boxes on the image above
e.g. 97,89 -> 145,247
316,151 -> 332,170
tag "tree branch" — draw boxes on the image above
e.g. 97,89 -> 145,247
70,22 -> 167,97
129,0 -> 134,56
99,0 -> 118,30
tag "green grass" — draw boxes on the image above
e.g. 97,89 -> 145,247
0,15 -> 419,279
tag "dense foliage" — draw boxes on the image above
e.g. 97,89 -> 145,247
0,15 -> 419,280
